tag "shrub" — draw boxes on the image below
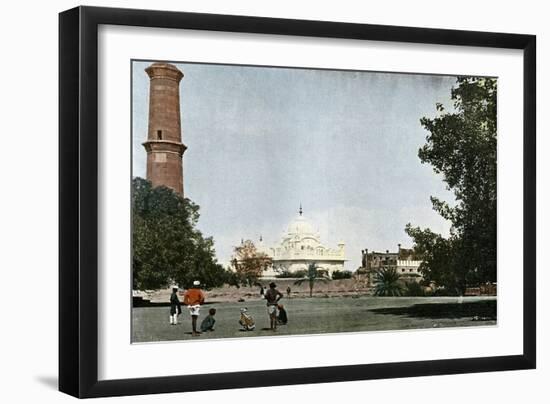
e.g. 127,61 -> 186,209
404,281 -> 425,297
275,269 -> 307,278
332,270 -> 353,280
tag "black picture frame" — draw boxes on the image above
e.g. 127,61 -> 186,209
59,5 -> 536,398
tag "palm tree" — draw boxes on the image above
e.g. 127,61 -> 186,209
373,267 -> 404,296
293,262 -> 331,297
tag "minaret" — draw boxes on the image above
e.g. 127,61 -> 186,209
143,62 -> 187,195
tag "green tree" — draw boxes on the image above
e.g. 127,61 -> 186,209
293,263 -> 331,297
373,267 -> 404,297
132,177 -> 227,290
406,77 -> 497,294
231,240 -> 273,287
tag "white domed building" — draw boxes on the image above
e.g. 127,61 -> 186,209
259,206 -> 347,278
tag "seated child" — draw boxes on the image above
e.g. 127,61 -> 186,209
277,304 -> 288,325
200,308 -> 216,332
239,308 -> 256,331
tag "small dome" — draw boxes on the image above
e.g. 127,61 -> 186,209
256,235 -> 271,255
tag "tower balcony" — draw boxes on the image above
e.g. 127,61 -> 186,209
142,139 -> 187,156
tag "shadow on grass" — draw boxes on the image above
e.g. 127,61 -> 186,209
369,300 -> 496,320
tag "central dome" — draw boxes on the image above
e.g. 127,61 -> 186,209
287,214 -> 316,235
259,204 -> 347,279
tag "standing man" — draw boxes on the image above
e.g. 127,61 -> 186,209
169,286 -> 182,325
286,286 -> 291,298
264,282 -> 283,330
183,280 -> 205,336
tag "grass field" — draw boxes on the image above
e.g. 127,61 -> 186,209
132,296 -> 497,343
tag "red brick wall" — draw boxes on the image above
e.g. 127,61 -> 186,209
143,63 -> 186,195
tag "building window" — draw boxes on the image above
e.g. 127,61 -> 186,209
157,130 -> 162,140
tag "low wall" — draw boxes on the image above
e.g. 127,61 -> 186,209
136,278 -> 372,304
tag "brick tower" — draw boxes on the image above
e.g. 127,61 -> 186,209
143,63 -> 187,195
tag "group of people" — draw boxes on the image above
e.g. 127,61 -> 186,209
241,282 -> 289,331
170,280 -> 208,336
169,281 -> 289,336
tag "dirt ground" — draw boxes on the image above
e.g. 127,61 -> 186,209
132,295 -> 497,343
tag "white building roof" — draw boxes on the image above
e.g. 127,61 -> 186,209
270,208 -> 346,263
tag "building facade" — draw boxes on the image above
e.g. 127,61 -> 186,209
258,207 -> 347,278
359,245 -> 423,285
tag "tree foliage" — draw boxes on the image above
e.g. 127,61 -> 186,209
406,77 -> 497,294
132,177 -> 228,290
373,267 -> 404,297
294,263 -> 331,297
231,240 -> 273,287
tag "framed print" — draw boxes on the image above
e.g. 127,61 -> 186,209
59,6 -> 536,398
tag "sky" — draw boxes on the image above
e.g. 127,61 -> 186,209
132,60 -> 458,270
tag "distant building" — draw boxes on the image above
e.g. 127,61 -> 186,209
255,205 -> 347,278
358,244 -> 423,286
